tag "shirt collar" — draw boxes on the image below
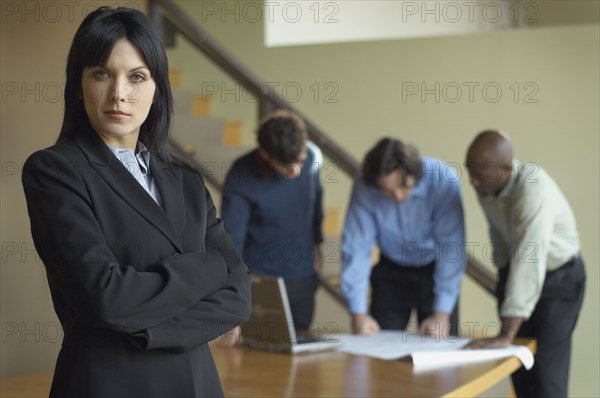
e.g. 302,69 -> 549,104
497,159 -> 520,199
399,157 -> 428,200
410,175 -> 427,199
365,173 -> 427,202
255,149 -> 310,180
479,159 -> 520,202
136,142 -> 151,173
105,141 -> 152,175
256,150 -> 274,179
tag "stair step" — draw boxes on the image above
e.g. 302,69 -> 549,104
172,115 -> 224,146
172,91 -> 202,116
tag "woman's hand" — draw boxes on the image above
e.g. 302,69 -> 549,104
217,326 -> 243,348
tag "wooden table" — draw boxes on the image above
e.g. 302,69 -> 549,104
212,343 -> 532,397
1,341 -> 534,397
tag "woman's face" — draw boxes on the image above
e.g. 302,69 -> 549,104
81,38 -> 156,149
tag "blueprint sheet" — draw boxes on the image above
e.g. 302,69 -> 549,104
336,331 -> 534,371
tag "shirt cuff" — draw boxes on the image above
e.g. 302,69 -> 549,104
500,301 -> 534,320
433,292 -> 457,315
347,296 -> 368,314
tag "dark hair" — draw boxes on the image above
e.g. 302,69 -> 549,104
58,7 -> 177,165
362,137 -> 423,186
257,110 -> 307,164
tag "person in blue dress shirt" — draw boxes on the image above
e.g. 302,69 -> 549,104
341,137 -> 466,337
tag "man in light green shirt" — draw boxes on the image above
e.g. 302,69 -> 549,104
465,130 -> 585,398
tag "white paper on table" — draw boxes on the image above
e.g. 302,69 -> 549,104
336,331 -> 534,372
410,345 -> 534,372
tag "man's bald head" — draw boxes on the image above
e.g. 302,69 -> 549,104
467,130 -> 513,167
466,130 -> 514,196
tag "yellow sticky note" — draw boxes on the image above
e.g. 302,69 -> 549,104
324,207 -> 342,237
223,121 -> 243,147
192,94 -> 211,117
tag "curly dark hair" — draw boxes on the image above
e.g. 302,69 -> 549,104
257,110 -> 307,165
362,137 -> 423,186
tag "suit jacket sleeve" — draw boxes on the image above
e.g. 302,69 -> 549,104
144,214 -> 252,351
22,149 -> 229,333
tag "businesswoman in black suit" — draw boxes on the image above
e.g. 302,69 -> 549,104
21,7 -> 251,397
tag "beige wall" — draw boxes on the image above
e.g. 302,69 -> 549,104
2,1 -> 598,397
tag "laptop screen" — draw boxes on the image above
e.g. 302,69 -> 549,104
241,275 -> 299,346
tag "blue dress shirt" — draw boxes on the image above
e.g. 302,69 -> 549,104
106,142 -> 163,207
341,157 -> 466,315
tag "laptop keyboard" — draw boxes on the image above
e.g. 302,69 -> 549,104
296,334 -> 318,344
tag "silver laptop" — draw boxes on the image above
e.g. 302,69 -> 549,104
241,274 -> 341,354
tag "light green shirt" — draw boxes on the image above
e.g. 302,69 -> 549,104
479,160 -> 580,319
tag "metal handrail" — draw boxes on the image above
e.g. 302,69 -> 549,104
168,139 -> 223,190
466,261 -> 496,295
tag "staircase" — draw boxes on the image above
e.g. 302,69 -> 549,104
169,83 -> 248,182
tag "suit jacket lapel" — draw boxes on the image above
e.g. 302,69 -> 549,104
74,125 -> 183,253
152,159 -> 186,238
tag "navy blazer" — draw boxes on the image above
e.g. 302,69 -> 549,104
22,124 -> 252,398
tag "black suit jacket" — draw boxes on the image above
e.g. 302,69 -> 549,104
22,125 -> 252,398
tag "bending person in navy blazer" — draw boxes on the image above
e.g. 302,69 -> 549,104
21,7 -> 251,398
